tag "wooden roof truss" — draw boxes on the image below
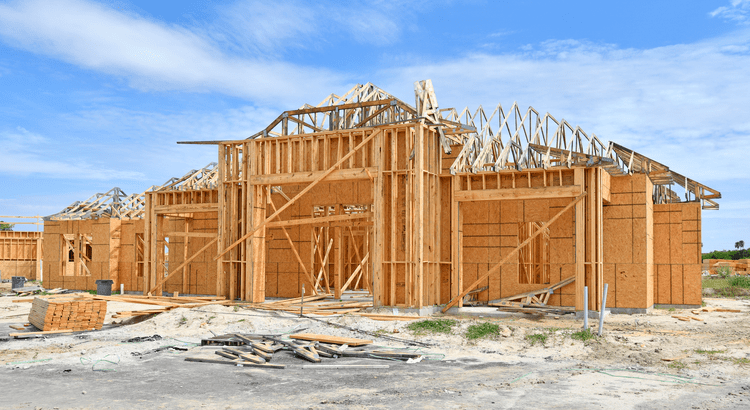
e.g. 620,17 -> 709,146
154,162 -> 218,192
178,79 -> 722,210
47,163 -> 220,221
248,83 -> 419,139
46,187 -> 139,221
608,143 -> 720,210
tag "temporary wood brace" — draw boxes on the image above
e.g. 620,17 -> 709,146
488,276 -> 575,308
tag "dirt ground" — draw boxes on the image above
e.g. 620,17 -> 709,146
1,291 -> 749,409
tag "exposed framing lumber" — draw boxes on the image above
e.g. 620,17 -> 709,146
442,191 -> 587,313
454,185 -> 581,202
268,194 -> 318,294
215,129 -> 380,260
148,237 -> 218,295
265,212 -> 373,228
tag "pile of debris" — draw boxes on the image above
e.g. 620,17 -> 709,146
187,332 -> 424,369
671,305 -> 741,322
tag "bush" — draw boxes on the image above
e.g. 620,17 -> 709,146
465,322 -> 500,340
715,266 -> 733,279
728,276 -> 750,289
525,333 -> 548,346
571,329 -> 597,342
407,319 -> 457,335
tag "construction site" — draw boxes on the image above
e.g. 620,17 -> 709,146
2,80 -> 749,409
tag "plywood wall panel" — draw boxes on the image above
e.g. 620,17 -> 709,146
523,199 -> 549,222
682,264 -> 702,305
604,218 -> 633,264
670,265 -> 684,305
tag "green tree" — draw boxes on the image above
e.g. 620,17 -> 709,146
0,223 -> 14,231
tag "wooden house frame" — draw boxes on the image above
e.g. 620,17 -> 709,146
0,231 -> 43,281
167,80 -> 719,311
43,164 -> 218,293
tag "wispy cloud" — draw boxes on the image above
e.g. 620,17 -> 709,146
0,0 -> 348,105
379,31 -> 750,184
710,0 -> 750,24
210,0 -> 407,56
0,126 -> 145,180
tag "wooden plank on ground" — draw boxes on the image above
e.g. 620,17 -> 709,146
289,333 -> 373,346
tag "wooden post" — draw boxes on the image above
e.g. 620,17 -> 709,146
575,168 -> 585,311
415,123 -> 425,308
372,130 -> 385,306
451,175 -> 460,307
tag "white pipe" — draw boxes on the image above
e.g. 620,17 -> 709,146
583,286 -> 589,330
598,284 -> 609,336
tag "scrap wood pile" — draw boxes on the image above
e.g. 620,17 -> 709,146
186,332 -> 424,369
247,293 -> 421,321
102,294 -> 233,318
13,293 -> 232,319
672,306 -> 742,322
4,286 -> 67,297
247,293 -> 371,315
487,276 -> 576,315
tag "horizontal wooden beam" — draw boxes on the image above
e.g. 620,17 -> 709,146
454,185 -> 582,202
266,212 -> 373,229
154,204 -> 218,213
164,232 -> 217,238
247,167 -> 376,186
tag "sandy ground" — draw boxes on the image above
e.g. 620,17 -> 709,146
1,292 -> 749,409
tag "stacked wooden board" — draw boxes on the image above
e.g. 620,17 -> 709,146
28,296 -> 107,331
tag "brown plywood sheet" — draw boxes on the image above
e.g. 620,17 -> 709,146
670,265 -> 684,305
682,264 -> 702,305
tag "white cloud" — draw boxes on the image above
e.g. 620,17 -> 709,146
377,31 -> 750,185
710,0 -> 750,24
0,0 -> 348,105
209,0 -> 406,55
0,126 -> 145,180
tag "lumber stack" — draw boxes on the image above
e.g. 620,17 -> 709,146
28,297 -> 107,331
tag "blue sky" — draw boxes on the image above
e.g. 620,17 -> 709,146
0,0 -> 748,252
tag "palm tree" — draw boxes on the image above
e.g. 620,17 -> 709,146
736,240 -> 745,250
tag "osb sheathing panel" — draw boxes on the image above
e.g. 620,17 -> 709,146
604,263 -> 616,306
614,263 -> 648,308
632,218 -> 649,264
0,261 -> 36,279
602,173 -> 664,308
670,265 -> 684,305
604,218 -> 632,264
683,264 -> 702,305
653,223 -> 670,264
